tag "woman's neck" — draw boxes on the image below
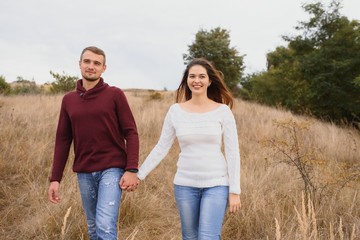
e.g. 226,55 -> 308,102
188,95 -> 210,105
181,96 -> 219,113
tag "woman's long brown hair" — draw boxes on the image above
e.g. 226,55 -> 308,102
175,58 -> 234,109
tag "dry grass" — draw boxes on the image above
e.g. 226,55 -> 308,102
0,90 -> 359,239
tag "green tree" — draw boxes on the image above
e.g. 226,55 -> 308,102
0,75 -> 11,95
244,0 -> 360,125
291,1 -> 360,123
248,46 -> 309,112
49,71 -> 78,93
183,27 -> 245,93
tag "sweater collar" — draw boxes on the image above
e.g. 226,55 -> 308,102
76,78 -> 108,97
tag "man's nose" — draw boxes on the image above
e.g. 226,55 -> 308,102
87,63 -> 95,69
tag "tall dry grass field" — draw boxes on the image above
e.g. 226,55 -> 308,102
0,91 -> 359,240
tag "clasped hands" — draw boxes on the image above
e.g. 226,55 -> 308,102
119,171 -> 140,192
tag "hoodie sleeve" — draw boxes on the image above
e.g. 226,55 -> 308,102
114,89 -> 139,170
50,96 -> 73,182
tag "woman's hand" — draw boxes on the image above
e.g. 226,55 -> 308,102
228,193 -> 241,213
119,172 -> 140,192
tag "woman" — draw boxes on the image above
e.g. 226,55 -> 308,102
137,58 -> 241,239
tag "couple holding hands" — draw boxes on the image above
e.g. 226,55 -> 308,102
48,46 -> 241,240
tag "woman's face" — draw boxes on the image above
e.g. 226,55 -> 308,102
187,65 -> 210,96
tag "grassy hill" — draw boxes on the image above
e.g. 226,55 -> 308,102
0,91 -> 359,239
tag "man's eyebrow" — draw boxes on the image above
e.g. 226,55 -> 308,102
82,59 -> 102,64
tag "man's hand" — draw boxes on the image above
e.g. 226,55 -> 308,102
228,193 -> 241,213
48,181 -> 61,204
119,172 -> 140,192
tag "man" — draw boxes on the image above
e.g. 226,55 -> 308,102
48,46 -> 139,240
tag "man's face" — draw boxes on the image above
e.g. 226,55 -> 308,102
79,50 -> 106,82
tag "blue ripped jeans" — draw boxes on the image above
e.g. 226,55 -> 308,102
77,168 -> 124,240
174,185 -> 229,240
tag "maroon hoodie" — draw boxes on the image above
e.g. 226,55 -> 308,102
50,78 -> 139,182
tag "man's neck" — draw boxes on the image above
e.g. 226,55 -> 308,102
82,79 -> 100,91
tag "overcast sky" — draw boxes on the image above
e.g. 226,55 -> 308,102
1,0 -> 359,90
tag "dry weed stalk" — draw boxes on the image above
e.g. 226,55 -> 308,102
61,206 -> 72,240
328,218 -> 354,240
294,192 -> 318,240
350,223 -> 356,240
125,226 -> 139,240
338,218 -> 344,240
329,222 -> 334,240
275,218 -> 281,240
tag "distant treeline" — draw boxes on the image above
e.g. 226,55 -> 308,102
0,71 -> 78,95
1,0 -> 359,126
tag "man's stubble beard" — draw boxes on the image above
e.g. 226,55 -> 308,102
82,75 -> 100,82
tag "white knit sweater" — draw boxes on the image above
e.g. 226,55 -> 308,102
137,103 -> 241,194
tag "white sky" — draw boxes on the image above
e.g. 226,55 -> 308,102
0,0 -> 359,90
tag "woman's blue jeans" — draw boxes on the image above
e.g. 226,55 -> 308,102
174,184 -> 229,240
77,168 -> 124,240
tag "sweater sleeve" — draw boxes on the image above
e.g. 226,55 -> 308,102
137,106 -> 176,180
223,107 -> 241,194
115,89 -> 139,170
50,97 -> 73,182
